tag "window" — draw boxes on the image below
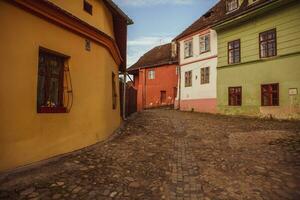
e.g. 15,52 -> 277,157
85,39 -> 91,51
261,83 -> 279,106
259,29 -> 277,58
199,34 -> 210,53
200,67 -> 210,84
228,39 -> 240,64
148,70 -> 155,80
228,87 -> 242,106
185,71 -> 192,87
226,0 -> 239,12
37,49 -> 67,113
184,40 -> 193,58
83,0 -> 93,15
112,73 -> 117,109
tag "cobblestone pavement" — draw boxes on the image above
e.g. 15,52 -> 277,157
1,109 -> 300,200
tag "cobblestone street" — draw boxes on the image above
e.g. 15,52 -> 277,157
1,109 -> 300,200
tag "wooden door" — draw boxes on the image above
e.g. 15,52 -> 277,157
160,91 -> 166,104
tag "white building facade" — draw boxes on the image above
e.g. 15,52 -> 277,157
176,29 -> 218,113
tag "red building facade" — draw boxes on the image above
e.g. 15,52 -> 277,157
128,43 -> 178,111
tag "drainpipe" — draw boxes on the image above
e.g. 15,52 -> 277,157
177,41 -> 181,110
123,71 -> 126,120
178,65 -> 181,110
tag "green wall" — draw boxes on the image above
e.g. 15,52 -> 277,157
217,1 -> 300,119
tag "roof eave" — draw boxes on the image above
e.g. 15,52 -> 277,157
213,0 -> 291,31
127,60 -> 178,72
103,0 -> 133,25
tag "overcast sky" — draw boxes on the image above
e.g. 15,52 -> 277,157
113,0 -> 219,67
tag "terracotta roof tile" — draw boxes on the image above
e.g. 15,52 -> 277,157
174,0 -> 277,41
127,43 -> 178,72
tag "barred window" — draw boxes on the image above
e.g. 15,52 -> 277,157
37,48 -> 67,113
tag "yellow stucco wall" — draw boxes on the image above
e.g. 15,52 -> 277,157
0,1 -> 121,172
49,0 -> 115,38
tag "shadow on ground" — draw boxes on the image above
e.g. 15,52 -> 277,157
0,109 -> 300,200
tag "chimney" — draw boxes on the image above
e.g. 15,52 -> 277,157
171,42 -> 177,58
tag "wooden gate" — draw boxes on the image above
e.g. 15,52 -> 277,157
126,86 -> 137,117
120,81 -> 137,118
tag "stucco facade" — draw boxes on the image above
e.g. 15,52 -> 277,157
0,0 -> 130,172
177,29 -> 218,113
216,0 -> 300,119
134,64 -> 178,111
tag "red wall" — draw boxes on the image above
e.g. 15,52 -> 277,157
133,64 -> 178,111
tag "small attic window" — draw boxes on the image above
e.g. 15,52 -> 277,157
204,11 -> 213,18
226,0 -> 239,13
83,0 -> 93,15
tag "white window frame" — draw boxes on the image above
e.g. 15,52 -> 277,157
148,69 -> 155,80
184,40 -> 193,58
226,0 -> 239,12
200,67 -> 210,84
199,34 -> 210,54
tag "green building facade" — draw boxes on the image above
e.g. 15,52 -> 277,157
215,0 -> 300,119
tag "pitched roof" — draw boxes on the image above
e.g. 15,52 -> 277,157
174,0 -> 277,41
127,43 -> 178,72
103,0 -> 133,25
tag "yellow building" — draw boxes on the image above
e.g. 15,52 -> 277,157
0,0 -> 132,172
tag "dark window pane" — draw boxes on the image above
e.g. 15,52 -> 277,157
49,77 -> 60,106
37,75 -> 45,107
261,84 -> 279,106
260,29 -> 276,58
228,40 -> 240,64
229,87 -> 242,106
37,49 -> 65,112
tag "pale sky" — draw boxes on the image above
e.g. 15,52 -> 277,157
113,0 -> 219,67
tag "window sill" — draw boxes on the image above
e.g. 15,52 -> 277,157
260,55 -> 277,60
228,62 -> 241,65
184,55 -> 193,59
38,107 -> 67,113
226,8 -> 239,14
200,50 -> 210,55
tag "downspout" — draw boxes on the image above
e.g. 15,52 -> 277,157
144,68 -> 147,110
123,70 -> 126,120
178,65 -> 181,110
178,41 -> 181,110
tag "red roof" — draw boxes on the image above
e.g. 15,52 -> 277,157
127,43 -> 178,72
174,0 -> 277,41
